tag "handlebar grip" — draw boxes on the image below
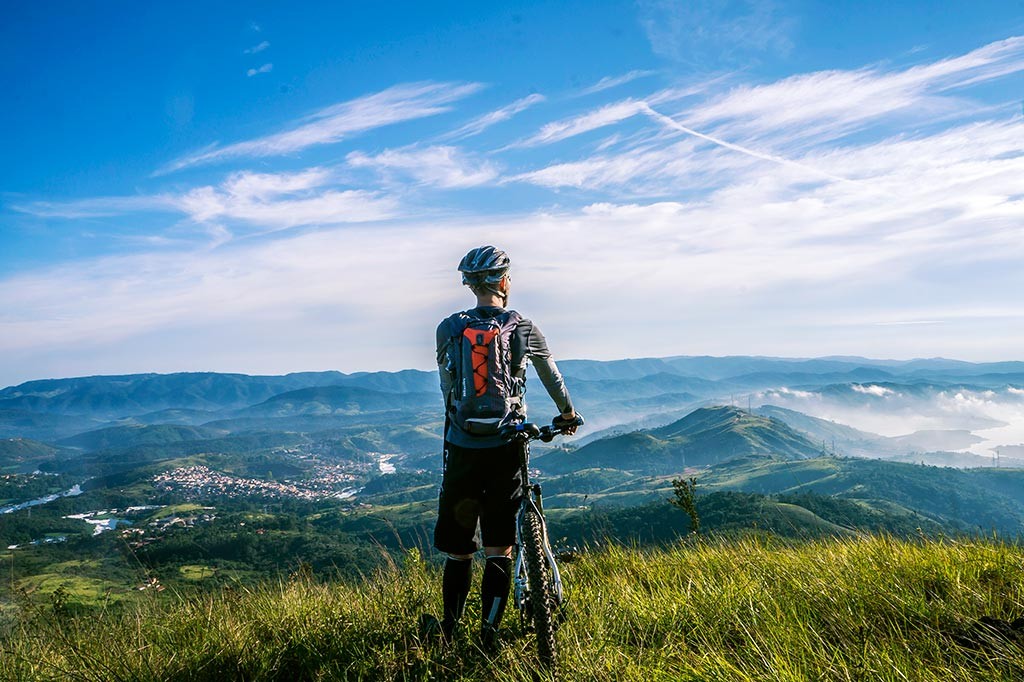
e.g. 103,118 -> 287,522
499,420 -> 541,442
552,414 -> 585,429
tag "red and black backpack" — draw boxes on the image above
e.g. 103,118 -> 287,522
443,309 -> 524,435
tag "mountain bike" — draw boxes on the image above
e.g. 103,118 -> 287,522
500,414 -> 584,672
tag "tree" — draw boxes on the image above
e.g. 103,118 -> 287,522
669,477 -> 700,533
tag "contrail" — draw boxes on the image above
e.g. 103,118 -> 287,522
639,103 -> 852,183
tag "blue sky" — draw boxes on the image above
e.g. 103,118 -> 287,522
2,1 -> 1024,385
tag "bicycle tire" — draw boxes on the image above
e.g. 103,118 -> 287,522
523,504 -> 558,671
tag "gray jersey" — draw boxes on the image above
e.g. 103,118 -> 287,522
436,305 -> 574,448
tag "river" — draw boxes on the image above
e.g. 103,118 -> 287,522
0,483 -> 84,515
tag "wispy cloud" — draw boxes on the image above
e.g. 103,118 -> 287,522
178,187 -> 394,232
511,140 -> 703,191
510,36 -> 1024,193
11,195 -> 179,219
638,0 -> 795,68
510,97 -> 844,185
347,146 -> 499,188
510,100 -> 646,147
576,70 -> 656,97
176,168 -> 401,231
161,81 -> 483,173
442,93 -> 545,140
246,63 -> 273,77
244,40 -> 270,54
683,36 -> 1024,147
16,168 -> 399,234
641,103 -> 850,182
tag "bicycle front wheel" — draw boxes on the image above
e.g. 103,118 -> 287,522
523,504 -> 557,671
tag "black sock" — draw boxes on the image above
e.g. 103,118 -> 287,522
442,557 -> 472,635
480,556 -> 512,629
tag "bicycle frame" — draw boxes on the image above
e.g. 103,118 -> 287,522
498,416 -> 583,670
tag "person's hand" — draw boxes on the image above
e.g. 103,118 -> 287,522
554,410 -> 580,435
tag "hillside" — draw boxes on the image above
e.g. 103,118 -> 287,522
0,409 -> 104,442
236,385 -> 437,418
701,456 -> 1024,534
58,424 -> 229,452
0,372 -> 352,416
2,537 -> 1022,680
0,438 -> 61,466
542,405 -> 822,474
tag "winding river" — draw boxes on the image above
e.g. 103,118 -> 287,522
0,483 -> 84,515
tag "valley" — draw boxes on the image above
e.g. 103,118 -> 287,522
2,354 -> 1023,619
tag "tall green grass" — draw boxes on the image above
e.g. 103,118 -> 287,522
2,536 -> 1022,680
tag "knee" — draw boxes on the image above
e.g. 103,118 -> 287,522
484,546 -> 512,558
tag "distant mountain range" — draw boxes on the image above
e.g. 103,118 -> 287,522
0,370 -> 436,419
1,355 -> 1021,475
4,354 -> 1022,418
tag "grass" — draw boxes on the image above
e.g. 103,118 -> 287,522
143,504 -> 206,522
16,574 -> 124,605
1,536 -> 1022,680
179,565 -> 217,581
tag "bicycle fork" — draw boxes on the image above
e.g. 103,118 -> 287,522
513,486 -> 565,619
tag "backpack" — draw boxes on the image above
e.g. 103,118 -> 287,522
444,309 -> 524,435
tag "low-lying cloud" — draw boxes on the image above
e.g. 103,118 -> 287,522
758,384 -> 1024,455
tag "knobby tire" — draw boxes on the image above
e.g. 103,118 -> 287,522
523,504 -> 558,672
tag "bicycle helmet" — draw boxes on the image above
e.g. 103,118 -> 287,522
458,245 -> 511,302
458,245 -> 510,284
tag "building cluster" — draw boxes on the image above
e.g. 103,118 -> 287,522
6,536 -> 67,550
301,461 -> 360,491
120,509 -> 217,549
152,464 -> 358,502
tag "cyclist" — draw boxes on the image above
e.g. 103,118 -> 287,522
429,245 -> 579,649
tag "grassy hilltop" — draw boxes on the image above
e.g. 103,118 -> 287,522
2,536 -> 1023,681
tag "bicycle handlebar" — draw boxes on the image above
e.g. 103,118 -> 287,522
500,415 -> 585,443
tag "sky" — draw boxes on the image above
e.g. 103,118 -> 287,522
2,1 -> 1024,386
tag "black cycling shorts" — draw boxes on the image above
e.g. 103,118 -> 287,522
433,440 -> 523,555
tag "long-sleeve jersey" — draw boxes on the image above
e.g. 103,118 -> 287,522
436,305 -> 574,448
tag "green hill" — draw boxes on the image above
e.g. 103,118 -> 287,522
703,456 -> 1024,535
542,405 -> 822,475
58,424 -> 229,452
0,409 -> 105,442
0,372 -> 348,417
236,385 -> 437,418
3,537 -> 1022,680
0,437 -> 61,465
